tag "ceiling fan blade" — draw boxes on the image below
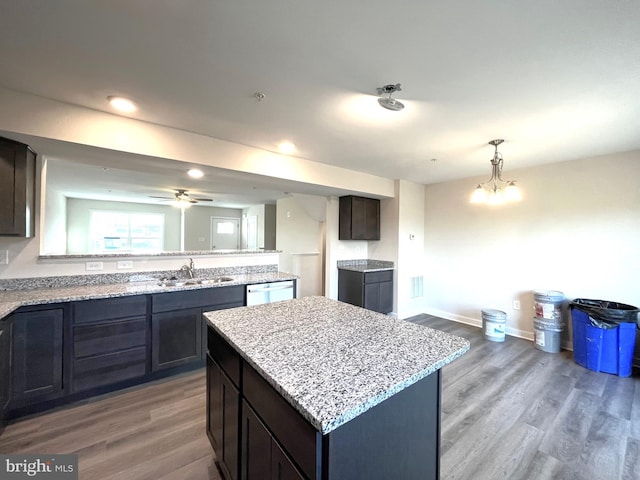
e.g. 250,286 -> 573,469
149,195 -> 173,199
193,197 -> 213,202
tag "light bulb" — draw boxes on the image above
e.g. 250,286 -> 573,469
470,185 -> 488,203
504,182 -> 522,202
487,188 -> 504,206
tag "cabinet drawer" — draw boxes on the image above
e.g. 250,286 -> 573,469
364,270 -> 393,284
207,327 -> 240,388
73,317 -> 147,358
73,296 -> 147,324
72,347 -> 146,392
243,361 -> 318,480
152,285 -> 244,313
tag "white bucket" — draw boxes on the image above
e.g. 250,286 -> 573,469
533,319 -> 563,353
533,290 -> 565,326
482,309 -> 507,342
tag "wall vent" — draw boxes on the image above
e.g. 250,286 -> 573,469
410,276 -> 424,299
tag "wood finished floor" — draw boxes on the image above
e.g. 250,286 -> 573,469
1,315 -> 639,480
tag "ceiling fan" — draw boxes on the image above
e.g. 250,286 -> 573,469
149,189 -> 213,205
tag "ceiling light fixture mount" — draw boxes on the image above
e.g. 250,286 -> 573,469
376,83 -> 404,111
470,139 -> 521,205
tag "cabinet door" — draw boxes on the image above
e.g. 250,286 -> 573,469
207,355 -> 222,451
0,137 -> 36,237
241,400 -> 272,480
0,320 -> 11,431
151,308 -> 202,371
220,370 -> 240,480
378,281 -> 394,314
363,282 -> 394,314
271,441 -> 305,480
11,309 -> 64,403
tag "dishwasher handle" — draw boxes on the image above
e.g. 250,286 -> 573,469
247,284 -> 293,293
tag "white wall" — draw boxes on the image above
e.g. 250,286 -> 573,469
276,195 -> 326,297
424,150 -> 640,341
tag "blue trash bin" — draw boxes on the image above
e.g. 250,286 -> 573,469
570,299 -> 639,377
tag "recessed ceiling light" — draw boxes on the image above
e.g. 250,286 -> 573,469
107,96 -> 137,112
187,168 -> 204,179
278,142 -> 296,154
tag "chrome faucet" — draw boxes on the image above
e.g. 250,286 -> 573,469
180,258 -> 195,279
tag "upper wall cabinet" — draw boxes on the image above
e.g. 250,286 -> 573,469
0,137 -> 36,237
339,195 -> 380,241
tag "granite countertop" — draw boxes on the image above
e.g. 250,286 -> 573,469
204,296 -> 470,434
0,271 -> 296,320
337,259 -> 394,272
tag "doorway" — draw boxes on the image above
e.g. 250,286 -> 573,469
210,217 -> 240,250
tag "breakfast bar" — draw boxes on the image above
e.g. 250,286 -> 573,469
204,296 -> 470,480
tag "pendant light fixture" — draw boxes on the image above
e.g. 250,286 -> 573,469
470,139 -> 521,205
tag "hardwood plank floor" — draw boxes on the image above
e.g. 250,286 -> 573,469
1,315 -> 638,479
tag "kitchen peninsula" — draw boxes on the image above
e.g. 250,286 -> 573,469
204,296 -> 470,480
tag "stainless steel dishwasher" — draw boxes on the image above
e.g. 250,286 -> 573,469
246,280 -> 295,305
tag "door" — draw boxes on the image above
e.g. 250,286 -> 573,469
241,400 -> 271,480
211,217 -> 241,250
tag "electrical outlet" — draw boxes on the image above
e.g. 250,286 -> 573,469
85,261 -> 104,271
513,300 -> 521,310
117,260 -> 133,269
0,250 -> 8,265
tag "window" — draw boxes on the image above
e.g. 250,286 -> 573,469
89,210 -> 164,253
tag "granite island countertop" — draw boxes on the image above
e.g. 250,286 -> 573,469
204,296 -> 470,434
0,271 -> 296,320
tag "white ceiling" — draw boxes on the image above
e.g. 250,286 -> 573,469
1,1 -> 639,204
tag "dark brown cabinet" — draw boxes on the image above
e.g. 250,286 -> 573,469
152,285 -> 244,371
208,327 -> 310,480
339,195 -> 380,241
207,355 -> 241,480
10,307 -> 65,405
338,269 -> 393,314
0,136 -> 36,237
207,326 -> 443,480
152,308 -> 202,371
71,296 -> 148,392
242,400 -> 305,480
0,319 -> 11,434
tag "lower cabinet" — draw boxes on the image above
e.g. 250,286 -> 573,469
242,400 -> 304,480
0,319 -> 11,433
72,296 -> 148,392
207,355 -> 240,480
207,327 -> 309,480
338,269 -> 393,314
152,308 -> 202,371
10,307 -> 65,405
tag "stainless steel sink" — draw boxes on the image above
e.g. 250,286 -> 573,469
158,277 -> 234,287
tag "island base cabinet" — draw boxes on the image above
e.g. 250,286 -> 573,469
207,326 -> 443,480
241,400 -> 304,480
207,355 -> 240,480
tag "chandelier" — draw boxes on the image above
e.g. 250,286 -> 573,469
470,139 -> 521,205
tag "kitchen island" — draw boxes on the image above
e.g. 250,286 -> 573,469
204,296 -> 469,480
